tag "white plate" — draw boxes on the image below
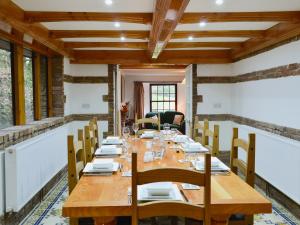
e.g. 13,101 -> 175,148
102,139 -> 123,145
83,162 -> 119,174
95,148 -> 122,155
138,184 -> 183,201
192,157 -> 230,172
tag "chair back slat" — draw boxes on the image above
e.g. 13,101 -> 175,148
84,125 -> 93,163
138,202 -> 204,220
137,168 -> 205,187
203,124 -> 219,157
135,114 -> 160,131
233,139 -> 249,152
193,116 -> 209,144
131,152 -> 211,225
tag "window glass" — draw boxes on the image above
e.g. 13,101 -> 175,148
24,50 -> 34,123
40,55 -> 48,119
0,40 -> 13,129
150,84 -> 177,112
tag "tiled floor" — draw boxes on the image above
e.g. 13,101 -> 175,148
21,175 -> 300,225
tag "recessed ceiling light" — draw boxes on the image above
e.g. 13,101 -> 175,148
188,36 -> 193,41
120,36 -> 125,41
215,0 -> 224,5
114,22 -> 120,28
199,20 -> 207,27
105,0 -> 113,5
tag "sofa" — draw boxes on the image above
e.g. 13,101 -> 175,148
145,111 -> 185,134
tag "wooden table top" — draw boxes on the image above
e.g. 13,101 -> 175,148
62,138 -> 272,218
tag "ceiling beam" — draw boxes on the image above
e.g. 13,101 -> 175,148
0,0 -> 73,57
71,49 -> 232,64
23,11 -> 300,24
119,64 -> 187,69
180,12 -> 300,23
150,0 -> 190,58
166,41 -> 242,49
50,30 -> 149,39
172,30 -> 264,39
64,41 -> 148,49
232,22 -> 300,60
148,0 -> 172,56
24,12 -> 152,24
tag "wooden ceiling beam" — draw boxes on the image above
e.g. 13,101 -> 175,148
150,0 -> 190,58
180,12 -> 300,23
232,22 -> 300,60
50,30 -> 149,39
64,41 -> 148,49
148,0 -> 172,56
166,41 -> 242,49
24,12 -> 152,24
172,30 -> 264,39
0,0 -> 73,57
119,64 -> 187,69
71,49 -> 232,64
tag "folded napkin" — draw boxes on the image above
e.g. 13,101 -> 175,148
188,142 -> 202,149
141,133 -> 154,138
146,182 -> 173,196
100,145 -> 117,153
174,135 -> 188,143
92,159 -> 114,170
106,136 -> 121,144
195,157 -> 220,168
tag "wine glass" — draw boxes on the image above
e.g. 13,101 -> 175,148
132,123 -> 139,140
122,126 -> 130,140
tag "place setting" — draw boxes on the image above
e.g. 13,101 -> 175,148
83,158 -> 120,176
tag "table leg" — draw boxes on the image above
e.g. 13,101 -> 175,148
211,216 -> 229,225
94,217 -> 117,225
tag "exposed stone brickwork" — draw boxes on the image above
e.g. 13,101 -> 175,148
51,56 -> 64,117
196,114 -> 300,142
105,64 -> 116,137
63,74 -> 109,83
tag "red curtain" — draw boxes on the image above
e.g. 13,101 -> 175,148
134,82 -> 144,119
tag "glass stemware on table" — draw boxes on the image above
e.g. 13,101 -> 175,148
122,126 -> 131,161
132,123 -> 139,140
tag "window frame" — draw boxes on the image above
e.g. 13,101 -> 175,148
150,84 -> 177,112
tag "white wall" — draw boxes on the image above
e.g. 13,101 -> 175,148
123,74 -> 185,119
63,58 -> 110,137
196,39 -> 300,204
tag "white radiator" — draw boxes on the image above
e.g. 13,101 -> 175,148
5,125 -> 68,212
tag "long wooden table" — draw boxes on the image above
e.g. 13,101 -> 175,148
62,137 -> 272,225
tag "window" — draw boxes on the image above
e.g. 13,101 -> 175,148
40,55 -> 48,119
0,40 -> 13,129
150,84 -> 177,112
24,49 -> 34,123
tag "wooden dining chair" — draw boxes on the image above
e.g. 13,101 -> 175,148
90,117 -> 99,149
77,129 -> 86,165
229,127 -> 256,225
135,114 -> 161,134
193,116 -> 209,144
131,152 -> 211,225
202,124 -> 220,157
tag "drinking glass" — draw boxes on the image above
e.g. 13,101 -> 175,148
122,126 -> 130,140
132,123 -> 139,140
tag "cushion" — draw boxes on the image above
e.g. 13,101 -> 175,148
173,114 -> 183,125
150,115 -> 158,120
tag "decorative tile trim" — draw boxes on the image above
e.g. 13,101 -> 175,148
195,63 -> 300,84
219,151 -> 300,220
0,166 -> 67,225
63,74 -> 109,83
196,114 -> 300,142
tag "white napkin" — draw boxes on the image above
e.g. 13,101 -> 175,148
106,136 -> 121,144
141,133 -> 154,138
92,159 -> 114,170
100,145 -> 117,153
188,142 -> 202,149
195,157 -> 220,168
145,182 -> 173,196
174,135 -> 188,143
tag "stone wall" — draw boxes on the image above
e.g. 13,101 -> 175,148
51,56 -> 64,117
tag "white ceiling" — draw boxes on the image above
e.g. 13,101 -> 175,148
176,22 -> 277,31
169,37 -> 249,42
186,0 -> 300,12
12,0 -> 155,12
121,69 -> 185,77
